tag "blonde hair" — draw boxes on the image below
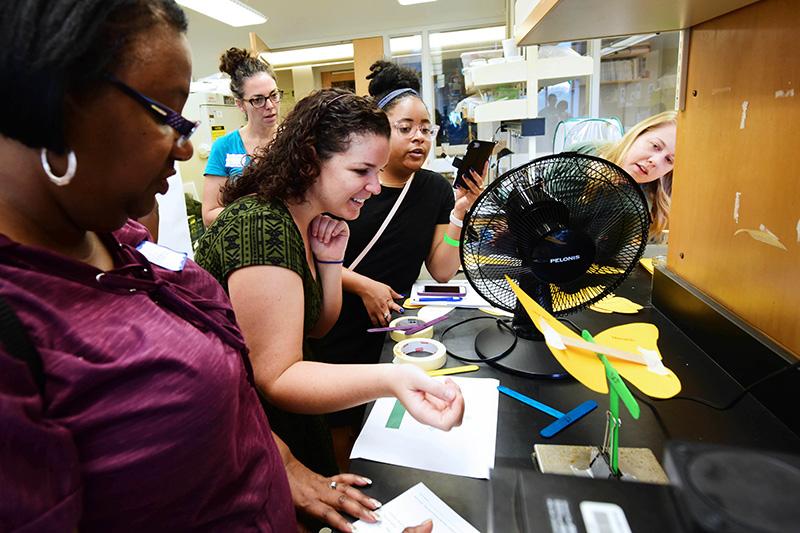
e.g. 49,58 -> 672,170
596,110 -> 677,243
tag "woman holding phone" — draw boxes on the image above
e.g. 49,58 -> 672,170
308,61 -> 486,465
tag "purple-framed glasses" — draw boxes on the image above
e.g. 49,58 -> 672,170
106,75 -> 199,146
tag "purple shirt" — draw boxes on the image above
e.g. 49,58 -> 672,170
0,222 -> 295,532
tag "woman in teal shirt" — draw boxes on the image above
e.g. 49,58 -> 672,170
202,47 -> 282,226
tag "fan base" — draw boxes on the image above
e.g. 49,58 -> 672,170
475,324 -> 569,378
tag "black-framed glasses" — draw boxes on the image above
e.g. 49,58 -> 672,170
246,89 -> 284,108
106,75 -> 199,147
392,120 -> 439,139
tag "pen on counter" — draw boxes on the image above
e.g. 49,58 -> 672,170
427,365 -> 480,377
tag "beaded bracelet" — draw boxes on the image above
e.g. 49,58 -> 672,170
443,234 -> 460,247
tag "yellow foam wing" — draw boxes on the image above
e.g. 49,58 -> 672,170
590,295 -> 643,314
593,324 -> 681,398
506,276 -> 608,393
505,276 -> 681,398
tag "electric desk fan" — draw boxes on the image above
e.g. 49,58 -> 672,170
461,152 -> 650,378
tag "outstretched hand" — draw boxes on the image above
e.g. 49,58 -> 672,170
392,364 -> 465,430
403,519 -> 434,532
284,457 -> 381,533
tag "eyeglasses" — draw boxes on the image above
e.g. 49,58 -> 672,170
245,90 -> 284,108
392,120 -> 439,139
106,75 -> 199,147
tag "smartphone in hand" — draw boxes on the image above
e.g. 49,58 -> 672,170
452,140 -> 496,189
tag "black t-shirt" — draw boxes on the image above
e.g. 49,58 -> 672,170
309,169 -> 454,366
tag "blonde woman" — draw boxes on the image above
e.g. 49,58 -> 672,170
571,111 -> 677,242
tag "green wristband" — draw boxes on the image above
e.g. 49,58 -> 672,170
443,234 -> 460,247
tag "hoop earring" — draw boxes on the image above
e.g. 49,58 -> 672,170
40,148 -> 77,186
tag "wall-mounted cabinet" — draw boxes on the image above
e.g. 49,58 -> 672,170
514,0 -> 761,45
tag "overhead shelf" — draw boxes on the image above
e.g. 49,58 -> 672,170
467,54 -> 593,89
469,53 -> 593,122
468,60 -> 526,88
473,99 -> 528,123
514,0 -> 761,45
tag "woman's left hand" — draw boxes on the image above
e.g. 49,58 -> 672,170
392,365 -> 465,431
453,161 -> 487,216
309,214 -> 349,263
285,458 -> 381,533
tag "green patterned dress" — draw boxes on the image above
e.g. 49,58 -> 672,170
195,195 -> 337,476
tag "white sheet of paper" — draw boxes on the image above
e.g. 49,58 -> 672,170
352,482 -> 479,533
350,377 -> 499,479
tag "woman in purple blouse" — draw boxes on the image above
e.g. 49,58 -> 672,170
0,1 -> 434,532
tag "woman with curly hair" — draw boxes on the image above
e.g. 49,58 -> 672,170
202,47 -> 281,226
194,89 -> 465,482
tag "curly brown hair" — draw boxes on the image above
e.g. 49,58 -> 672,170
222,88 -> 390,205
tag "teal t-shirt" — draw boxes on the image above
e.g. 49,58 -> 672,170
204,129 -> 249,180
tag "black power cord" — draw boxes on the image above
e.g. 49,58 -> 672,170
659,360 -> 800,411
439,316 -> 518,364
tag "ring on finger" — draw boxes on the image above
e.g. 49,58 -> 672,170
330,481 -> 337,490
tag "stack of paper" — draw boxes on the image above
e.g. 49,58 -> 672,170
352,483 -> 479,532
350,377 -> 499,479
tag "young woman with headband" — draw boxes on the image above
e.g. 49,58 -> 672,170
308,60 -> 486,465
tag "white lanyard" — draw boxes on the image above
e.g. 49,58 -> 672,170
347,174 -> 414,271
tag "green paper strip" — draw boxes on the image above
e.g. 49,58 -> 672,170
386,400 -> 406,429
581,330 -> 640,420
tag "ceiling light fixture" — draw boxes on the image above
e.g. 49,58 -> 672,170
177,0 -> 267,27
398,0 -> 437,5
262,43 -> 355,68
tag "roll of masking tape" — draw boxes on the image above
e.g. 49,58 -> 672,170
392,338 -> 447,371
389,316 -> 435,342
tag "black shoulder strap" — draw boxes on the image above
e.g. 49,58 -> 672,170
0,295 -> 45,394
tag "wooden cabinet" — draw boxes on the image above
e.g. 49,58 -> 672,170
514,0 -> 761,45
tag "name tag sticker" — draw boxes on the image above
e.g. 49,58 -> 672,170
136,241 -> 188,272
225,153 -> 247,168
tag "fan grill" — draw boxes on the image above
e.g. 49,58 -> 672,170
462,153 -> 649,315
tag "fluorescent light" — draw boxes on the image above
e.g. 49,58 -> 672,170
390,35 -> 422,54
262,43 -> 354,68
601,34 -> 656,56
177,0 -> 267,27
398,0 -> 437,5
429,26 -> 505,50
